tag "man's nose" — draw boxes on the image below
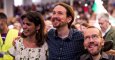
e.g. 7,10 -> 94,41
89,37 -> 94,42
23,24 -> 27,29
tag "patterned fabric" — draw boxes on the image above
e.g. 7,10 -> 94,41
47,28 -> 85,60
9,37 -> 48,60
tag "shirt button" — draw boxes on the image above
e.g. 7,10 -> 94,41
60,48 -> 62,50
59,57 -> 61,59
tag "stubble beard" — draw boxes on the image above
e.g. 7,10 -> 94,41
54,22 -> 68,29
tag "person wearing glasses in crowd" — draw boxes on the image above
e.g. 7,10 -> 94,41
80,26 -> 115,60
98,13 -> 115,54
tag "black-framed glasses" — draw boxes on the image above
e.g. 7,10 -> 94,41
84,34 -> 101,40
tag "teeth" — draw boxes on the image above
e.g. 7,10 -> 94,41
89,44 -> 96,48
88,43 -> 99,49
23,30 -> 28,33
53,19 -> 58,22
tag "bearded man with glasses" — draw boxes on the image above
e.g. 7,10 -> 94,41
80,26 -> 115,60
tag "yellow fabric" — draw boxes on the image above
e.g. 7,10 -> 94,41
0,29 -> 18,60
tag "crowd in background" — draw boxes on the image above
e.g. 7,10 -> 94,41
6,0 -> 115,31
0,0 -> 115,60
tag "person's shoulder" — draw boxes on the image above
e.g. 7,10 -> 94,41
101,52 -> 115,60
80,53 -> 87,58
80,53 -> 90,60
47,29 -> 56,36
108,54 -> 115,59
42,42 -> 48,50
8,29 -> 19,35
109,26 -> 115,34
71,28 -> 81,33
15,37 -> 23,44
110,26 -> 115,29
111,26 -> 115,30
71,28 -> 83,36
9,29 -> 18,32
13,37 -> 23,50
48,28 -> 55,33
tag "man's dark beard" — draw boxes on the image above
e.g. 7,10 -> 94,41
56,22 -> 68,28
88,47 -> 102,56
90,50 -> 100,56
88,42 -> 101,56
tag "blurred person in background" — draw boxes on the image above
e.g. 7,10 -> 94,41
0,12 -> 19,60
75,14 -> 89,24
13,21 -> 23,33
98,13 -> 115,54
80,23 -> 90,33
45,20 -> 53,32
109,8 -> 115,26
72,23 -> 81,31
72,23 -> 90,33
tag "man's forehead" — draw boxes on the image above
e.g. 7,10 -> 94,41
84,28 -> 99,35
53,5 -> 66,12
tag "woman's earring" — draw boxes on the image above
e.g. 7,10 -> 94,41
36,30 -> 38,33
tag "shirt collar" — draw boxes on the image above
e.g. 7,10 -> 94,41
54,28 -> 73,40
100,52 -> 109,59
83,52 -> 109,60
102,25 -> 111,36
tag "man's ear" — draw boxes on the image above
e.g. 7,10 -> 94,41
67,16 -> 72,23
102,38 -> 105,46
36,25 -> 40,31
83,40 -> 87,49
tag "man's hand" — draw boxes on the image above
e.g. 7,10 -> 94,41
106,49 -> 115,55
12,36 -> 20,46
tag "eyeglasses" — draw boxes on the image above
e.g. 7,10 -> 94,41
84,34 -> 101,40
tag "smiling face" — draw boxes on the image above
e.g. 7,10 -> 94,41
84,28 -> 104,56
51,5 -> 69,28
22,18 -> 38,37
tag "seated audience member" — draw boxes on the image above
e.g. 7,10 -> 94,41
98,13 -> 115,54
80,26 -> 115,60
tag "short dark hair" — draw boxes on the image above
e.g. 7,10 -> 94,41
0,12 -> 7,19
87,26 -> 102,38
81,23 -> 90,28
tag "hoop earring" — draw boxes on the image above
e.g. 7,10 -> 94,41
36,30 -> 38,33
